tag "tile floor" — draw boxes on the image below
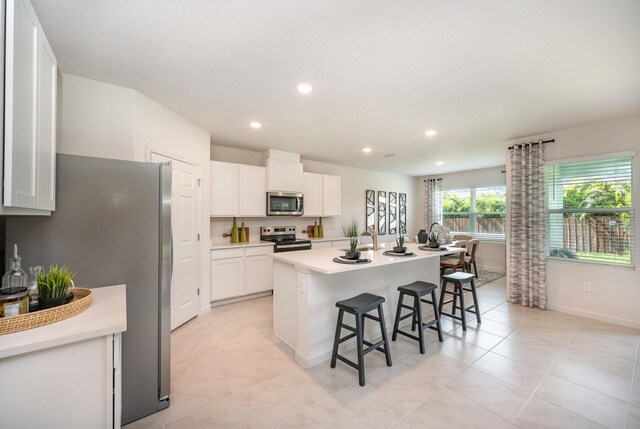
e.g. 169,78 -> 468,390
124,277 -> 640,429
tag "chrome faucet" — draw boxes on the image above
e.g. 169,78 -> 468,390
361,227 -> 378,251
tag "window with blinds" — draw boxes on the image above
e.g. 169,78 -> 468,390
545,155 -> 634,265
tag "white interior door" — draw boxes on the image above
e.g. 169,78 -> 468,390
151,152 -> 200,330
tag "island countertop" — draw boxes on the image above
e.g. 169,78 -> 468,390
270,242 -> 462,275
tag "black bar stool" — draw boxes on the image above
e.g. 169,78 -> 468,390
438,271 -> 481,331
391,281 -> 444,354
330,293 -> 392,386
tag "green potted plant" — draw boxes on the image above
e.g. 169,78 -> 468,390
394,235 -> 407,253
342,219 -> 360,260
37,265 -> 75,309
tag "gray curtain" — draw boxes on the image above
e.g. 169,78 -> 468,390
424,178 -> 442,228
508,143 -> 547,309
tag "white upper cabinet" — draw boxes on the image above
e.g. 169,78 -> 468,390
267,159 -> 303,192
238,164 -> 267,216
210,161 -> 266,217
302,172 -> 341,217
302,172 -> 322,217
210,161 -> 239,216
37,32 -> 57,211
323,175 -> 341,216
2,0 -> 57,213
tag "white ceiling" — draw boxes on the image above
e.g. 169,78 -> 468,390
32,1 -> 640,176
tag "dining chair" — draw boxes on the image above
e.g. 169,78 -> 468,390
440,240 -> 469,276
464,239 -> 479,278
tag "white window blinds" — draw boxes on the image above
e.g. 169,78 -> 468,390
545,156 -> 634,265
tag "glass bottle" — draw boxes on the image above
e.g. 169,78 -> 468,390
1,244 -> 27,294
231,217 -> 239,243
318,217 -> 324,238
313,221 -> 319,238
27,265 -> 42,312
239,222 -> 247,242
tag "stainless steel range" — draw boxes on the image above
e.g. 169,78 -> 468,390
260,226 -> 312,252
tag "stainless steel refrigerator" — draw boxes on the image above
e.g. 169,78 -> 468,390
5,154 -> 172,425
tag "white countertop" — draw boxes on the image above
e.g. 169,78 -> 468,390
0,284 -> 127,359
211,241 -> 274,250
270,242 -> 463,275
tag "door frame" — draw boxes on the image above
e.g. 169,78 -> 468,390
148,148 -> 203,325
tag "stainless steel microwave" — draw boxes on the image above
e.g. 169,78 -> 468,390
267,192 -> 304,216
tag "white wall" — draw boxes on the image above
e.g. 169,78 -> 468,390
58,73 -> 135,160
58,73 -> 212,315
418,166 -> 507,272
210,145 -> 419,246
506,115 -> 640,328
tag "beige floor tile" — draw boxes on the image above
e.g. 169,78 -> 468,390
318,382 -> 426,429
123,411 -> 165,429
446,367 -> 530,422
514,396 -> 606,429
381,350 -> 469,387
535,374 -> 628,429
448,325 -> 506,350
472,351 -> 546,393
507,324 -> 577,345
236,372 -> 320,429
631,363 -> 640,407
550,357 -> 632,402
217,354 -> 293,395
275,405 -> 338,429
570,331 -> 639,361
562,342 -> 636,380
482,308 -> 531,326
432,336 -> 487,365
165,397 -> 251,429
463,317 -> 518,338
392,387 -> 513,429
627,405 -> 640,429
491,337 -> 566,372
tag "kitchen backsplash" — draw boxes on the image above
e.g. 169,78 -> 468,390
210,217 -> 338,244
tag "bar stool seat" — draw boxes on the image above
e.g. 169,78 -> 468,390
438,271 -> 481,331
392,281 -> 444,354
331,293 -> 392,386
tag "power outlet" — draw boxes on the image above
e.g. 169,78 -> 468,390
583,282 -> 592,292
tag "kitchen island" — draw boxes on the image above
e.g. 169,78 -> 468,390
271,243 -> 462,367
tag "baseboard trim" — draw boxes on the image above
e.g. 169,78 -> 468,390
210,291 -> 273,307
547,303 -> 640,330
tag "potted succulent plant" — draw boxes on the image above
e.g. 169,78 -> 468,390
342,219 -> 361,260
427,231 -> 440,248
393,235 -> 407,253
37,265 -> 75,309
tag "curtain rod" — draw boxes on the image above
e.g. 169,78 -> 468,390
508,138 -> 555,150
423,178 -> 443,183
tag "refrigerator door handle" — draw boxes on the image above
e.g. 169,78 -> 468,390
169,224 -> 173,284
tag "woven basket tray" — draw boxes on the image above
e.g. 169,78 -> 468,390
0,288 -> 92,335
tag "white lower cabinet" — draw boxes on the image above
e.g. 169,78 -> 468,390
0,333 -> 121,429
211,245 -> 273,301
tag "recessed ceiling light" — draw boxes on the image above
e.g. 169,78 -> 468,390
296,82 -> 314,94
436,161 -> 444,166
425,130 -> 438,137
249,121 -> 262,129
363,147 -> 372,153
